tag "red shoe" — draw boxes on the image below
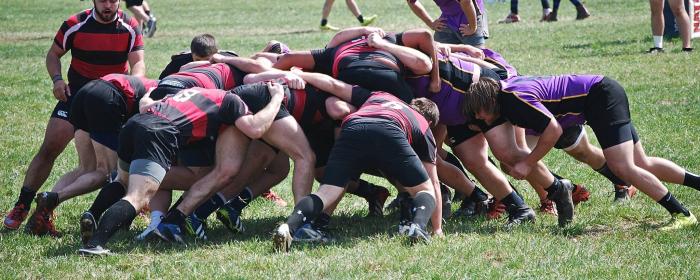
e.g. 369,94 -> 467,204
24,192 -> 60,237
486,199 -> 506,220
262,190 -> 288,207
614,185 -> 637,203
538,199 -> 558,216
571,184 -> 590,205
3,203 -> 29,230
498,13 -> 521,24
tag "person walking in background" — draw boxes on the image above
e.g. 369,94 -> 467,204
499,0 -> 590,23
407,0 -> 489,47
648,0 -> 693,53
320,0 -> 378,31
125,0 -> 157,37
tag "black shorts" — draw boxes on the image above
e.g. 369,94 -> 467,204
118,114 -> 181,171
446,117 -> 506,147
51,81 -> 87,121
125,0 -> 144,8
553,125 -> 585,150
305,120 -> 337,168
70,80 -> 128,150
337,67 -> 413,103
233,83 -> 290,120
322,119 -> 430,188
585,77 -> 638,149
177,137 -> 216,167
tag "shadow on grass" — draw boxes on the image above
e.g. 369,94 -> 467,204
558,38 -> 645,58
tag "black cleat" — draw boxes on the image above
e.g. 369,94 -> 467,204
79,211 -> 97,246
506,207 -> 536,228
366,185 -> 390,217
272,224 -> 293,252
292,223 -> 334,244
547,179 -> 575,227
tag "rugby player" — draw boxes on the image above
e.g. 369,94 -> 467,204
406,0 -> 489,47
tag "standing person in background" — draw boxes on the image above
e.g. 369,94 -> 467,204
320,0 -> 378,31
126,0 -> 156,37
540,0 -> 590,22
407,0 -> 489,47
648,0 -> 693,53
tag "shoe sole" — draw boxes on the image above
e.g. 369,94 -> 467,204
272,226 -> 292,252
79,215 -> 95,246
216,211 -> 245,233
77,248 -> 112,257
551,180 -> 575,227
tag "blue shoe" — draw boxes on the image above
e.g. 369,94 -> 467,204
184,214 -> 208,240
155,222 -> 186,245
216,204 -> 245,233
292,223 -> 333,243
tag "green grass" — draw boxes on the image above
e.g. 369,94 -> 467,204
1,0 -> 699,278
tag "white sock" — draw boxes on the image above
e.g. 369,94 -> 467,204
543,8 -> 552,15
653,36 -> 663,49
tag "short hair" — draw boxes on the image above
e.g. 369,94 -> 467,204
463,77 -> 501,117
190,34 -> 218,58
410,98 -> 439,126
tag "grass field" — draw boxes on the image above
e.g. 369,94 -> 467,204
1,0 -> 699,278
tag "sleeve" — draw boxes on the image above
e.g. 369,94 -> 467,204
349,86 -> 373,107
158,53 -> 193,79
129,17 -> 144,52
310,48 -> 333,75
499,92 -> 552,133
220,93 -> 251,124
53,21 -> 71,50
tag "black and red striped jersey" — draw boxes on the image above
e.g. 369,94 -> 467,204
100,74 -> 158,115
148,88 -> 251,144
158,63 -> 245,91
285,86 -> 332,130
54,9 -> 143,89
311,34 -> 402,77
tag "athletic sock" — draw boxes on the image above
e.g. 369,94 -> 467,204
313,212 -> 332,230
193,192 -> 227,219
16,186 -> 37,208
230,187 -> 254,212
286,194 -> 324,233
683,172 -> 700,191
357,15 -> 364,23
595,163 -> 627,187
347,180 -> 374,199
544,178 -> 562,199
162,208 -> 187,226
321,19 -> 328,26
87,199 -> 137,247
653,36 -> 663,49
398,192 -> 413,223
88,181 -> 126,220
657,192 -> 690,216
411,192 -> 436,229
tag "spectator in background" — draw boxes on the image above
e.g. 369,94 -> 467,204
126,0 -> 157,37
407,0 -> 489,48
648,0 -> 693,53
320,0 -> 378,31
499,0 -> 590,23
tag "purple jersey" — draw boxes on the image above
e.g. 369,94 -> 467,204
431,0 -> 484,32
407,53 -> 481,125
499,75 -> 604,133
483,48 -> 518,78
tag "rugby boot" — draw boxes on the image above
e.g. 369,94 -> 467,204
320,24 -> 340,31
546,10 -> 558,22
571,184 -> 590,205
540,8 -> 552,22
538,199 -> 558,216
25,192 -> 60,237
184,213 -> 208,240
453,199 -> 476,218
547,179 -> 575,227
505,206 -> 536,227
614,185 -> 637,203
262,190 -> 288,207
405,222 -> 430,244
273,223 -> 293,252
647,47 -> 665,54
145,15 -> 157,37
660,212 -> 698,231
575,4 -> 591,20
77,245 -> 112,257
366,184 -> 390,217
3,203 -> 29,230
154,222 -> 186,245
498,13 -> 521,24
440,184 -> 452,219
216,203 -> 245,233
360,14 -> 378,26
486,198 -> 507,220
292,223 -> 334,244
79,211 -> 97,245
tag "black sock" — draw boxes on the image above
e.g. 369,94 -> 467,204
398,192 -> 413,223
501,191 -> 526,214
320,19 -> 328,26
162,208 -> 187,226
545,179 -> 562,200
357,15 -> 364,23
683,172 -> 700,191
194,192 -> 226,219
657,192 -> 690,216
286,194 -> 324,233
411,192 -> 436,229
347,180 -> 374,199
88,181 -> 126,220
313,212 -> 331,230
16,186 -> 36,208
595,163 -> 627,186
550,171 -> 563,180
230,188 -> 253,212
469,187 -> 488,203
87,200 -> 136,247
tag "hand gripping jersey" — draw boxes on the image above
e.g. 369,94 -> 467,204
54,9 -> 143,89
148,87 -> 251,144
100,74 -> 158,115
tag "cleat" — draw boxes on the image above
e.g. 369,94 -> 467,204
360,14 -> 378,26
540,8 -> 552,22
614,185 -> 637,203
3,203 -> 29,230
77,245 -> 112,256
404,223 -> 430,244
273,223 -> 293,252
440,184 -> 452,219
397,220 -> 411,235
682,48 -> 694,53
216,204 -> 245,233
547,179 -> 575,227
453,199 -> 475,218
498,13 -> 521,24
385,196 -> 402,213
320,24 -> 340,31
506,207 -> 536,228
262,190 -> 288,207
135,213 -> 163,241
292,223 -> 334,243
647,47 -> 665,54
660,212 -> 697,231
575,5 -> 591,20
546,11 -> 558,22
145,16 -> 157,38
79,211 -> 97,246
366,184 -> 390,217
184,214 -> 208,240
486,198 -> 507,220
571,184 -> 590,205
538,199 -> 558,216
25,192 -> 60,237
155,222 -> 186,245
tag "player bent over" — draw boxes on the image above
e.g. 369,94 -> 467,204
464,75 -> 700,230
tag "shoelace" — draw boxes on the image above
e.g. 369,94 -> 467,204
8,204 -> 27,220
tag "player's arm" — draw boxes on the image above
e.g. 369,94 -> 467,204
273,51 -> 316,71
326,27 -> 385,48
242,70 -> 306,89
458,0 -> 478,36
438,42 -> 484,59
293,71 -> 354,102
139,87 -> 157,113
128,50 -> 146,77
234,82 -> 285,139
406,0 -> 443,31
424,161 -> 443,236
211,54 -> 270,74
397,29 -> 440,91
179,61 -> 211,71
46,43 -> 69,102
